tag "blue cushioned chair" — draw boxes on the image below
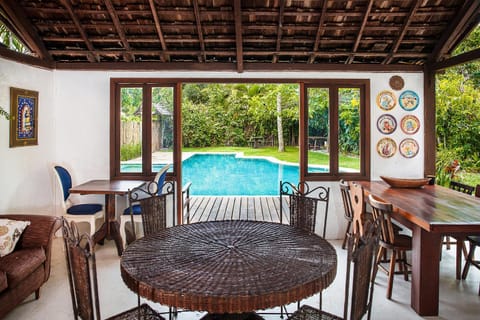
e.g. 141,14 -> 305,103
120,164 -> 170,247
53,165 -> 104,237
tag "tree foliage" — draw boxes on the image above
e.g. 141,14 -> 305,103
181,83 -> 299,147
436,24 -> 480,174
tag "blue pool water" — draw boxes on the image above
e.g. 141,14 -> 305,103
183,153 -> 328,196
122,153 -> 327,196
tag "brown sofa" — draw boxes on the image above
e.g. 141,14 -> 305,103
0,214 -> 60,319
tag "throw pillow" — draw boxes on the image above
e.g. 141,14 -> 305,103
0,219 -> 31,257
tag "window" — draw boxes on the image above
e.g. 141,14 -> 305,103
111,81 -> 175,179
111,79 -> 369,182
0,19 -> 32,55
303,80 -> 369,180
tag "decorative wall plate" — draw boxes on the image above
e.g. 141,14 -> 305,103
376,90 -> 396,111
389,75 -> 405,91
399,90 -> 419,111
376,114 -> 397,135
399,138 -> 419,158
377,137 -> 397,158
400,115 -> 420,134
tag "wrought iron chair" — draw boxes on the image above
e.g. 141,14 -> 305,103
279,181 -> 330,316
339,179 -> 354,249
287,222 -> 380,320
53,165 -> 104,237
61,218 -> 164,320
462,235 -> 480,295
368,194 -> 411,300
120,164 -> 170,246
126,180 -> 175,243
279,181 -> 330,237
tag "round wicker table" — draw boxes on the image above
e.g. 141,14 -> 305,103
120,220 -> 337,314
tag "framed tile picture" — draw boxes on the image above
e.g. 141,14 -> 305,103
9,87 -> 38,148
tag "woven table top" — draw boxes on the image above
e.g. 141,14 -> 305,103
120,220 -> 337,314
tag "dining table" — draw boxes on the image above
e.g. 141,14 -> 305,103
120,220 -> 337,315
358,180 -> 480,316
69,179 -> 146,256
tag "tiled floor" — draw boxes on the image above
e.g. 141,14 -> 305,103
4,237 -> 480,320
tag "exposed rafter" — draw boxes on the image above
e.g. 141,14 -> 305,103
382,0 -> 421,65
272,0 -> 286,64
233,0 -> 243,73
433,47 -> 480,71
309,0 -> 328,64
192,0 -> 206,63
430,0 -> 480,64
103,0 -> 133,62
346,0 -> 374,64
0,0 -> 477,70
0,0 -> 51,61
149,0 -> 169,62
59,0 -> 97,63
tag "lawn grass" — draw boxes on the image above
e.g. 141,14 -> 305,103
454,171 -> 480,187
182,146 -> 360,170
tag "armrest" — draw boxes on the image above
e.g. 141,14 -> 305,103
1,214 -> 61,281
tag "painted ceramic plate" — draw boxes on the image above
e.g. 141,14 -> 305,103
399,138 -> 419,158
376,90 -> 396,111
377,137 -> 397,158
376,114 -> 397,135
389,75 -> 405,91
399,90 -> 419,111
400,115 -> 420,134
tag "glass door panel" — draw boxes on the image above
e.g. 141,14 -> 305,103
151,87 -> 174,173
338,88 -> 361,173
307,87 -> 330,174
120,87 -> 143,173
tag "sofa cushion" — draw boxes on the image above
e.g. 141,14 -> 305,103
0,271 -> 6,293
0,219 -> 30,257
0,247 -> 46,289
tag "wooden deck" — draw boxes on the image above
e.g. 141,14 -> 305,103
186,196 -> 290,224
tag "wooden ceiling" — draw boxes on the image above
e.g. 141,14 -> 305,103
1,0 -> 479,72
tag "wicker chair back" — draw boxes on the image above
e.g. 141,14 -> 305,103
280,181 -> 330,237
62,218 -> 165,320
127,181 -> 175,239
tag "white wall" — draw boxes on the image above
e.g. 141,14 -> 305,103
1,58 -> 424,238
0,59 -> 55,213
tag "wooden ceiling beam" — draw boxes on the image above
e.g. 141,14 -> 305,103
430,0 -> 480,63
0,45 -> 53,68
309,0 -> 328,64
346,0 -> 374,64
272,0 -> 286,63
103,0 -> 133,62
192,0 -> 206,63
148,0 -> 168,62
49,48 -> 428,59
53,61 -> 423,73
23,6 -> 454,19
0,0 -> 51,61
59,0 -> 97,63
233,0 -> 243,73
432,47 -> 480,71
32,21 -> 446,33
382,0 -> 421,65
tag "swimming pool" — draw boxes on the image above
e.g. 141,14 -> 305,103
122,153 -> 327,196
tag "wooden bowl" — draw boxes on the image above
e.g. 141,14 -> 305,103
380,176 -> 430,188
